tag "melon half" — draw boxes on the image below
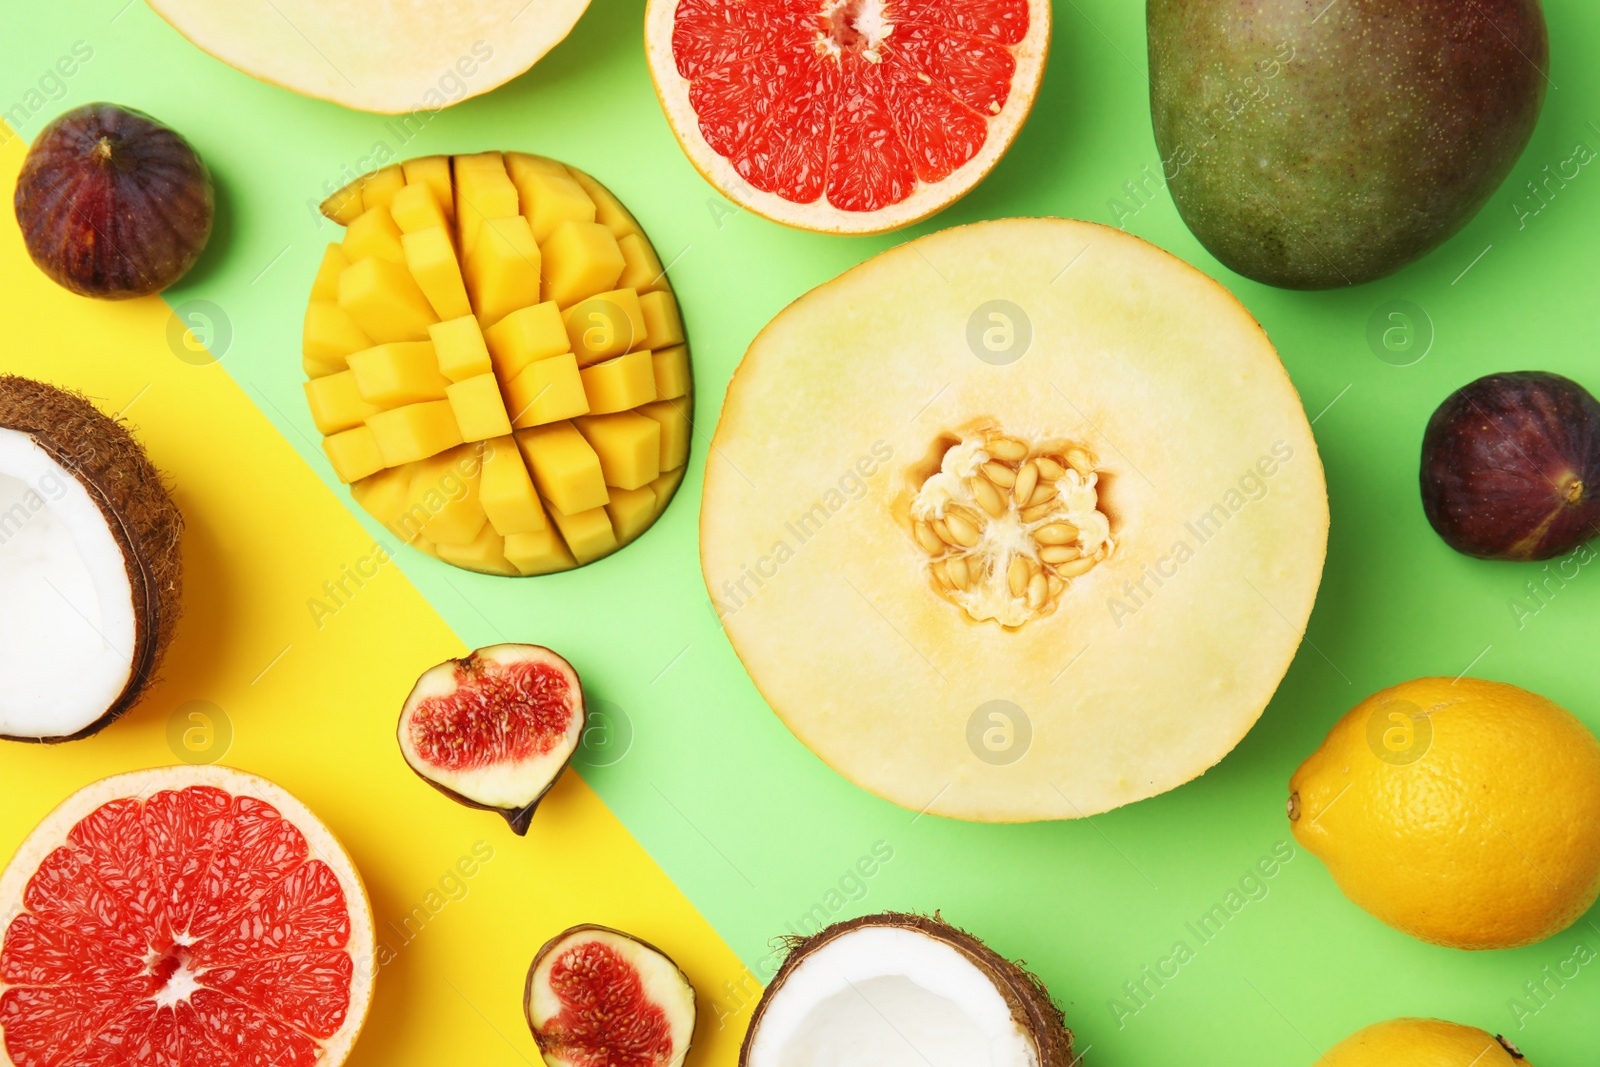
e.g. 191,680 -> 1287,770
145,0 -> 591,114
701,218 -> 1327,822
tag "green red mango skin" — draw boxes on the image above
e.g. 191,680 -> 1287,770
1420,372 -> 1600,561
14,102 -> 213,299
1147,0 -> 1548,289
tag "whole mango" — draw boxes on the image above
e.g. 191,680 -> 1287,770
1148,0 -> 1548,289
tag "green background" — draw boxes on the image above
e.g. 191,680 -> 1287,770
6,0 -> 1600,1061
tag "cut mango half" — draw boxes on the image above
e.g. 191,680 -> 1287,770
304,153 -> 692,575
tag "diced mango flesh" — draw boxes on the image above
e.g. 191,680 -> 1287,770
305,371 -> 380,434
367,400 -> 464,466
348,342 -> 449,407
339,257 -> 439,343
580,351 -> 656,414
564,289 -> 646,365
575,411 -> 661,491
308,154 -> 693,574
517,421 -> 609,515
446,373 -> 514,441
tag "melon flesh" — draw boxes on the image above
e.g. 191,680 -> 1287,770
700,218 -> 1327,822
145,0 -> 592,114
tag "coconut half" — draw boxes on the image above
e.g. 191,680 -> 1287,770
743,913 -> 1074,1067
145,0 -> 593,114
0,377 -> 182,743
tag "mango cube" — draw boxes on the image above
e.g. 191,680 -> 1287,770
343,207 -> 406,265
479,435 -> 548,535
402,155 -> 454,220
323,426 -> 385,484
638,289 -> 685,350
409,447 -> 487,545
350,466 -> 413,529
516,422 -> 608,514
548,505 -> 617,564
579,351 -> 656,414
311,243 -> 350,301
304,371 -> 380,434
349,342 -> 449,406
637,398 -> 693,471
505,152 -> 570,184
651,345 -> 691,400
339,257 -> 439,343
429,316 -> 493,382
402,227 -> 472,321
484,302 -> 569,380
437,524 -> 517,575
563,289 -> 645,365
616,233 -> 665,293
569,168 -> 639,239
321,179 -> 365,226
360,165 -> 405,211
575,412 -> 661,490
303,301 -> 372,372
650,465 -> 686,505
367,400 -> 464,466
455,152 -> 520,256
509,162 -> 595,243
541,221 -> 624,307
605,485 -> 657,544
390,182 -> 449,234
446,373 -> 513,441
465,215 -> 542,326
504,527 -> 576,576
506,352 -> 589,428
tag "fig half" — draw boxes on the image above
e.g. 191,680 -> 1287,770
1420,371 -> 1600,560
398,644 -> 585,834
741,913 -> 1075,1067
525,924 -> 696,1067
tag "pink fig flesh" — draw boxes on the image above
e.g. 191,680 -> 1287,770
398,643 -> 585,833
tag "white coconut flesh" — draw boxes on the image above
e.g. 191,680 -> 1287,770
0,427 -> 137,739
747,927 -> 1037,1067
399,646 -> 583,810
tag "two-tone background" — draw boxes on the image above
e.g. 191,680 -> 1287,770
3,0 -> 1600,1063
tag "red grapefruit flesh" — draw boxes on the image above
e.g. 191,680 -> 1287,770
398,644 -> 586,835
0,766 -> 374,1067
646,0 -> 1049,234
524,925 -> 696,1067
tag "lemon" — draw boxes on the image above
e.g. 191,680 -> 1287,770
1321,1019 -> 1528,1067
1289,676 -> 1600,950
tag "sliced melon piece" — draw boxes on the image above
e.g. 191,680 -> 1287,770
0,378 -> 183,742
700,218 -> 1327,822
146,0 -> 593,114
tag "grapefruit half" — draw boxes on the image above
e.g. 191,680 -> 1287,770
645,0 -> 1050,234
0,766 -> 374,1067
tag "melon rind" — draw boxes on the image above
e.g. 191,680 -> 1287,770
644,0 -> 1051,235
700,218 -> 1328,822
0,765 -> 376,1067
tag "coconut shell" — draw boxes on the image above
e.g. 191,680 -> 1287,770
741,911 -> 1077,1067
0,376 -> 183,742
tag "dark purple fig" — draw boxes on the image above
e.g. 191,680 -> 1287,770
1420,372 -> 1600,561
14,102 -> 213,299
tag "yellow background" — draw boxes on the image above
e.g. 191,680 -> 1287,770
0,125 -> 750,1067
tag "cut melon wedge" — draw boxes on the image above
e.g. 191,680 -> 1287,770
701,218 -> 1328,821
145,0 -> 592,114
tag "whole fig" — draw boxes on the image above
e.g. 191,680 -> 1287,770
1420,371 -> 1600,561
14,102 -> 213,298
